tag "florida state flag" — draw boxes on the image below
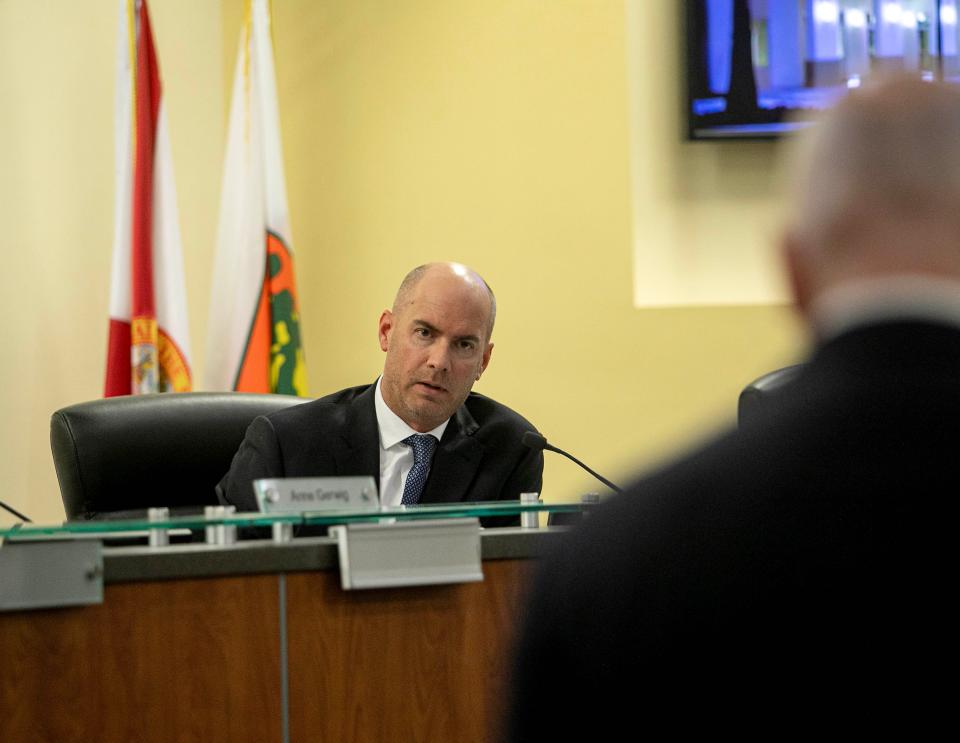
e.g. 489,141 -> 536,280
203,0 -> 307,395
105,0 -> 191,396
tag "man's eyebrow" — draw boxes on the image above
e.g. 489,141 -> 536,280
413,319 -> 480,343
413,319 -> 439,333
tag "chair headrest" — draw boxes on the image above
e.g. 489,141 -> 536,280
737,365 -> 804,429
50,392 -> 310,520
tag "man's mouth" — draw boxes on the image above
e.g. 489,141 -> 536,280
414,381 -> 446,394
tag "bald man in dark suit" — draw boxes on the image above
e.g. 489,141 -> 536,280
218,263 -> 542,517
508,77 -> 960,739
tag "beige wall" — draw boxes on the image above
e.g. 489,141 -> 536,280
627,1 -> 791,306
0,0 -> 804,527
0,0 -> 224,525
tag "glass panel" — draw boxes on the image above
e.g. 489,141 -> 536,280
0,501 -> 590,539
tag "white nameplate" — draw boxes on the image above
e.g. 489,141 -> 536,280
330,518 -> 483,590
253,476 -> 379,513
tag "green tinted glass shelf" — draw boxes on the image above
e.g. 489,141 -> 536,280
0,500 -> 589,539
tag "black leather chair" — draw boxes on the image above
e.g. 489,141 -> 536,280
50,392 -> 309,520
737,364 -> 804,428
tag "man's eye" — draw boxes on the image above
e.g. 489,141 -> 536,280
458,341 -> 476,352
415,328 -> 430,337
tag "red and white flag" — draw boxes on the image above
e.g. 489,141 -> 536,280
105,0 -> 191,396
203,0 -> 307,395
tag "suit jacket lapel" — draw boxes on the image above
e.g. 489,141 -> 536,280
420,403 -> 484,504
332,383 -> 382,492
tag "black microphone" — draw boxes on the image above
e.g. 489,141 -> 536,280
0,498 -> 32,523
521,431 -> 624,494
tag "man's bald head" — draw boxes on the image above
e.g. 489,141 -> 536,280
785,76 -> 960,310
393,263 -> 497,342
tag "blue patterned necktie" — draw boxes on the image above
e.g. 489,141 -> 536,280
401,434 -> 438,505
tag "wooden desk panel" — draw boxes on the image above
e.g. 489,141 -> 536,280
0,575 -> 282,743
0,532 -> 559,741
285,559 -> 531,743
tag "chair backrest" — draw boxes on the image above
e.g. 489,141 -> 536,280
51,392 -> 310,520
737,364 -> 804,429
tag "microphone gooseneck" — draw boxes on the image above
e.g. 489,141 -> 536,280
522,431 -> 624,494
0,498 -> 32,523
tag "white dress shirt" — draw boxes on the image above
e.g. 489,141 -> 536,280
374,378 -> 449,507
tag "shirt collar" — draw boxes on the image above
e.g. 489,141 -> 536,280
811,275 -> 960,341
374,377 -> 449,449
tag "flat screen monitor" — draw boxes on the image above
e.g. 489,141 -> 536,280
686,0 -> 960,139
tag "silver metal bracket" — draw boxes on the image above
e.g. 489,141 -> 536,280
329,518 -> 483,590
520,492 -> 541,528
0,540 -> 103,612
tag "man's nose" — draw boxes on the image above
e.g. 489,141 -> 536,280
426,342 -> 451,371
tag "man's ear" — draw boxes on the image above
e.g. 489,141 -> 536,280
378,310 -> 393,352
782,232 -> 813,320
477,342 -> 494,380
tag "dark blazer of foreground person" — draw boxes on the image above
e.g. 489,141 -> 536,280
218,382 -> 543,514
507,318 -> 960,738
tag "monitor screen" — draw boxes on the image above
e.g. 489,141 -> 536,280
686,1 -> 960,139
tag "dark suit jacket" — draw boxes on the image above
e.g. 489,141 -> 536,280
218,383 -> 543,517
508,320 -> 960,739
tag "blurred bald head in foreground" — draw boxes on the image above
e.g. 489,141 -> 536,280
508,76 -> 960,741
785,75 -> 960,323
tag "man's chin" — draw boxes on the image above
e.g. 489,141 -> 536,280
403,397 -> 456,431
